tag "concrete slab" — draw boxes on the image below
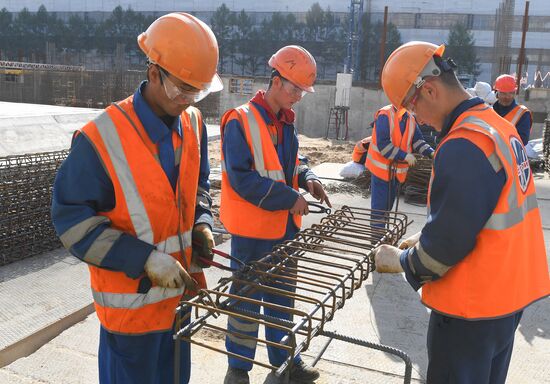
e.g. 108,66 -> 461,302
0,101 -> 220,156
0,248 -> 93,367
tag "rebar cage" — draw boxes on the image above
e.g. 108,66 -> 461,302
174,205 -> 412,382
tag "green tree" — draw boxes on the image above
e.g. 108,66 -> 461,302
445,22 -> 480,76
210,3 -> 236,72
358,17 -> 402,81
0,8 -> 14,56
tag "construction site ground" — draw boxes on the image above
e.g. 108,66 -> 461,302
1,157 -> 549,383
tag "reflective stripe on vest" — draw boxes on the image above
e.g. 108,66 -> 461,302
422,106 -> 549,319
89,107 -> 202,315
366,109 -> 415,174
94,112 -> 154,244
458,115 -> 532,220
505,105 -> 529,126
239,104 -> 286,181
220,102 -> 301,239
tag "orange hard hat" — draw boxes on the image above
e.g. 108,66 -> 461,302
494,74 -> 517,93
138,12 -> 223,93
268,45 -> 317,93
381,41 -> 446,109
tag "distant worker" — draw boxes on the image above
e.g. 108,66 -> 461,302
365,105 -> 434,228
220,45 -> 330,384
373,41 -> 550,383
493,74 -> 533,145
51,13 -> 221,384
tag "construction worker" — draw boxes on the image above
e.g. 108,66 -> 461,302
493,74 -> 533,145
51,13 -> 221,384
220,45 -> 330,384
365,105 -> 433,229
373,41 -> 550,383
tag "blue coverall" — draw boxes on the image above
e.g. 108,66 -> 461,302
222,99 -> 319,371
493,100 -> 532,146
370,111 -> 434,226
400,98 -> 522,383
51,81 -> 213,384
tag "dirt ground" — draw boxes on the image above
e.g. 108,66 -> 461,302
208,135 -> 355,169
208,135 -> 356,231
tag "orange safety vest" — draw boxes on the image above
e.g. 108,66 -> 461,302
219,102 -> 301,240
80,96 -> 206,335
365,105 -> 415,183
352,136 -> 371,163
503,104 -> 532,127
422,105 -> 550,320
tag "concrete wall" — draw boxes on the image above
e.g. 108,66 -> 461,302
218,76 -> 387,141
216,76 -> 550,141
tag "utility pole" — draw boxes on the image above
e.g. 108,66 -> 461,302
379,6 -> 388,88
516,1 -> 529,94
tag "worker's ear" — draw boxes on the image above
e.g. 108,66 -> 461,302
422,80 -> 438,103
147,65 -> 161,85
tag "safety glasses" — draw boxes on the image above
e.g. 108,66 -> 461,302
158,68 -> 211,104
403,85 -> 423,114
282,78 -> 307,98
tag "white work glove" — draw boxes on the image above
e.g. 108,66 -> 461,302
398,232 -> 421,250
404,153 -> 417,167
373,244 -> 404,273
144,250 -> 197,289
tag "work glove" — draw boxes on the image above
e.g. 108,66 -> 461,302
192,224 -> 215,268
373,244 -> 404,273
398,232 -> 421,250
404,153 -> 417,167
144,250 -> 197,290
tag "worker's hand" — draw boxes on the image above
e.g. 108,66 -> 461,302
144,250 -> 198,290
404,153 -> 417,167
306,179 -> 332,208
398,232 -> 421,250
192,224 -> 215,268
290,194 -> 309,216
373,244 -> 404,273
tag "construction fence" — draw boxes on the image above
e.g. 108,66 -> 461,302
0,67 -> 221,121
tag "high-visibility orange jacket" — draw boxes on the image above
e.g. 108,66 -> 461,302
80,96 -> 206,334
365,105 -> 415,183
503,104 -> 531,127
219,102 -> 301,239
422,105 -> 550,319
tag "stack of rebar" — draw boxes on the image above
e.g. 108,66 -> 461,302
0,150 -> 68,266
403,157 -> 432,206
175,206 -> 412,382
544,118 -> 550,175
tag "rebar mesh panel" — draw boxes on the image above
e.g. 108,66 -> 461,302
403,157 -> 432,206
0,150 -> 68,265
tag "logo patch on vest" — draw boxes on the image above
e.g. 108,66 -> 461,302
510,137 -> 531,193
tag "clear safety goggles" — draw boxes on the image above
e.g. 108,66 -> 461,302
403,84 -> 423,114
282,78 -> 307,98
159,68 -> 211,104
